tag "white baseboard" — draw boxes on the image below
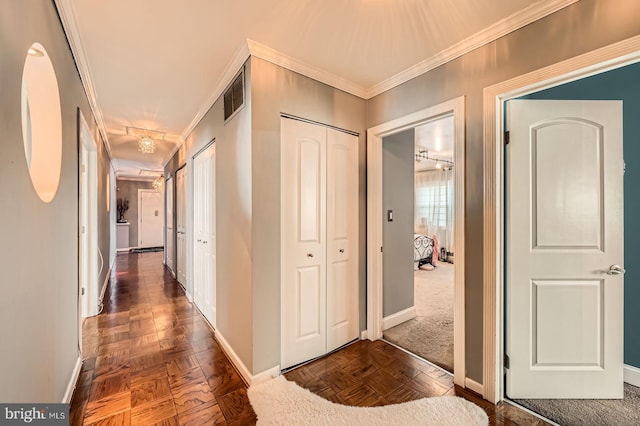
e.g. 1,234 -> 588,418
624,364 -> 640,387
465,377 -> 484,395
99,266 -> 112,302
214,330 -> 280,386
382,306 -> 416,331
62,357 -> 83,403
185,290 -> 193,302
360,330 -> 368,340
252,365 -> 281,385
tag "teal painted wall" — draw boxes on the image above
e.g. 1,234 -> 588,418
521,62 -> 640,368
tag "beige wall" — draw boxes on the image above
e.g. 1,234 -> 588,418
0,1 -> 111,402
367,0 -> 640,382
165,60 -> 254,371
116,179 -> 155,247
250,57 -> 367,373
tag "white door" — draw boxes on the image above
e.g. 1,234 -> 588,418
176,167 -> 187,286
282,119 -> 328,369
138,189 -> 164,248
506,100 -> 623,398
165,176 -> 174,272
281,118 -> 359,369
193,143 -> 216,327
326,128 -> 359,352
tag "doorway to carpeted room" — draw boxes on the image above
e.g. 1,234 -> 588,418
384,261 -> 454,372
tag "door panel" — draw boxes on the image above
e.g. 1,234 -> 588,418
176,167 -> 187,286
193,144 -> 216,327
282,118 -> 327,369
507,99 -> 623,398
139,190 -> 164,248
326,128 -> 358,352
532,120 -> 603,249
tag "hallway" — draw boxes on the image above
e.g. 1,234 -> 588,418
70,251 -> 547,425
70,252 -> 254,425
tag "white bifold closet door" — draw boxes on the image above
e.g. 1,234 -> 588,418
176,167 -> 188,287
281,117 -> 358,370
193,143 -> 216,328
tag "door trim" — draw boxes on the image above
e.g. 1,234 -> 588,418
483,34 -> 640,403
78,108 -> 99,344
366,96 -> 466,387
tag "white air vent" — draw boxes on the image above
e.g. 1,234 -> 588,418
224,68 -> 245,122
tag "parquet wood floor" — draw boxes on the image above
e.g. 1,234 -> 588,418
70,252 -> 549,425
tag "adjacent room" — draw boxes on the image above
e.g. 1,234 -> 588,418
383,115 -> 456,373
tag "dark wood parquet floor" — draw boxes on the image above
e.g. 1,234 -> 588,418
70,252 -> 550,425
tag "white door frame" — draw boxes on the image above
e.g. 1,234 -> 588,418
366,96 -> 466,387
165,175 -> 174,273
482,35 -> 640,403
78,109 -> 99,351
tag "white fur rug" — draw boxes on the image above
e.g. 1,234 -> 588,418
248,376 -> 488,426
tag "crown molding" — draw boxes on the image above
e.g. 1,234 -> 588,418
54,0 -> 112,159
246,39 -> 369,99
164,41 -> 252,167
365,0 -> 580,99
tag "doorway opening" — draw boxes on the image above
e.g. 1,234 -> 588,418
78,109 -> 101,353
500,61 -> 640,426
478,34 -> 640,425
366,96 -> 467,388
382,115 -> 456,374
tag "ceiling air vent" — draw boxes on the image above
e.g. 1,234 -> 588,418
224,68 -> 245,122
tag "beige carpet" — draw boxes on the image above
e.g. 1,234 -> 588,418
248,376 -> 488,425
383,262 -> 454,372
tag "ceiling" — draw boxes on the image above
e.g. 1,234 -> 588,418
415,115 -> 454,172
56,0 -> 577,179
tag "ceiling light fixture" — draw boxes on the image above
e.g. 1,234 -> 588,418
126,126 -> 166,155
415,149 -> 454,170
138,136 -> 155,154
152,175 -> 164,191
28,47 -> 44,57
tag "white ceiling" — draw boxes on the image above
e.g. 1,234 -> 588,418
415,115 -> 454,172
56,0 -> 577,178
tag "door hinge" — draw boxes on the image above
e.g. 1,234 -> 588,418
504,131 -> 510,145
504,354 -> 510,369
380,246 -> 383,253
81,288 -> 85,295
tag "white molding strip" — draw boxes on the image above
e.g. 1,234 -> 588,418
99,265 -> 113,303
214,330 -> 280,386
366,0 -> 579,99
164,42 -> 252,167
54,0 -> 112,159
62,357 -> 83,403
625,364 -> 640,387
465,378 -> 484,396
214,330 -> 252,385
382,306 -> 416,331
483,35 -> 640,404
252,365 -> 281,386
247,39 -> 368,99
360,330 -> 368,340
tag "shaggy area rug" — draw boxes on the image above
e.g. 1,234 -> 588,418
248,376 -> 488,426
384,263 -> 454,372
